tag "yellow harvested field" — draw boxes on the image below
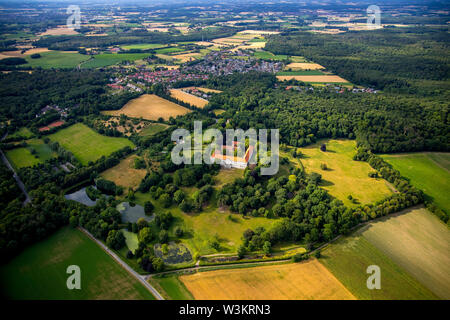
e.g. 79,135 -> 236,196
162,65 -> 179,70
103,94 -> 191,120
239,30 -> 280,35
100,154 -> 147,189
39,27 -> 79,36
361,207 -> 450,299
285,62 -> 325,70
277,75 -> 348,83
172,53 -> 201,63
169,89 -> 208,108
180,260 -> 356,300
190,87 -> 222,94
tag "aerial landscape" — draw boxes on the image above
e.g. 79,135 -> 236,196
0,0 -> 448,310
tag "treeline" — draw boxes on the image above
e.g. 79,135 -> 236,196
0,162 -> 22,210
265,27 -> 450,95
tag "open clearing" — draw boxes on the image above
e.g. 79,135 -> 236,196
180,260 -> 356,300
24,51 -> 90,69
48,123 -> 135,165
101,154 -> 147,189
360,207 -> 450,299
319,230 -> 439,300
300,140 -> 393,206
169,89 -> 208,108
0,227 -> 155,300
284,62 -> 324,70
82,53 -> 150,68
103,94 -> 191,121
381,152 -> 450,214
6,147 -> 41,169
277,75 -> 348,83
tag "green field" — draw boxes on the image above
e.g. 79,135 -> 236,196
121,43 -> 166,50
381,153 -> 450,214
0,227 -> 155,300
6,147 -> 41,168
122,229 -> 139,253
319,234 -> 439,300
26,138 -> 57,162
361,207 -> 450,299
134,192 -> 278,256
155,47 -> 186,54
25,51 -> 90,69
8,127 -> 34,140
82,53 -> 151,68
277,70 -> 325,75
300,140 -> 393,207
138,123 -> 169,137
48,123 -> 135,165
253,51 -> 288,61
150,274 -> 194,300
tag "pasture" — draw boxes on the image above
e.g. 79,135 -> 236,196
169,89 -> 208,108
277,75 -> 348,83
100,154 -> 147,189
82,53 -> 150,68
180,260 -> 356,300
24,51 -> 90,69
319,232 -> 439,300
381,152 -> 450,214
103,94 -> 191,121
299,139 -> 393,206
0,227 -> 155,300
48,123 -> 135,165
360,207 -> 450,299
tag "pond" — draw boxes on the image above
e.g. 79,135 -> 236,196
154,242 -> 193,265
64,186 -> 97,207
117,202 -> 154,223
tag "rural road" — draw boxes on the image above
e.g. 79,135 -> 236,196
78,227 -> 165,300
0,133 -> 31,205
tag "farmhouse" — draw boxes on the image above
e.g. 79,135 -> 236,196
210,141 -> 254,169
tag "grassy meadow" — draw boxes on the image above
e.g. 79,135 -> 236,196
100,154 -> 147,189
138,123 -> 169,137
82,53 -> 151,68
180,260 -> 356,300
381,152 -> 450,214
150,274 -> 194,300
6,147 -> 41,169
48,123 -> 135,165
360,207 -> 450,299
25,51 -> 90,69
299,139 -> 393,206
0,227 -> 155,300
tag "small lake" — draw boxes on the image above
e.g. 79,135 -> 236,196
64,186 -> 97,207
117,202 -> 154,223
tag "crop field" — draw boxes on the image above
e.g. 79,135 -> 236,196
121,43 -> 166,50
319,233 -> 439,300
150,274 -> 194,300
185,87 -> 222,94
360,207 -> 450,299
100,154 -> 147,189
381,153 -> 450,214
180,260 -> 356,300
134,192 -> 277,255
169,89 -> 208,108
39,27 -> 79,36
155,47 -> 185,54
277,75 -> 348,83
6,147 -> 41,168
82,53 -> 150,68
300,139 -> 393,206
24,51 -> 90,69
171,52 -> 202,63
277,70 -> 326,76
0,227 -> 155,300
252,51 -> 288,61
48,123 -> 135,165
103,94 -> 191,121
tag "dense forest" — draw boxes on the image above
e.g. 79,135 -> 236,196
266,27 -> 450,95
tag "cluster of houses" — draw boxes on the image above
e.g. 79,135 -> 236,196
183,50 -> 283,76
37,105 -> 69,118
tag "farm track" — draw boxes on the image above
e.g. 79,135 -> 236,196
0,133 -> 31,205
78,227 -> 165,300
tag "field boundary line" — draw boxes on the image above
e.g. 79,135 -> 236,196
78,227 -> 165,300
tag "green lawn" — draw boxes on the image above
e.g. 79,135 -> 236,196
319,234 -> 439,300
48,123 -> 135,165
25,51 -> 90,69
82,53 -> 151,68
5,147 -> 41,169
0,227 -> 155,300
300,139 -> 393,207
150,274 -> 194,300
381,153 -> 450,214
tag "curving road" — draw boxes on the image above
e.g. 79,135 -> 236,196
78,227 -> 165,300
